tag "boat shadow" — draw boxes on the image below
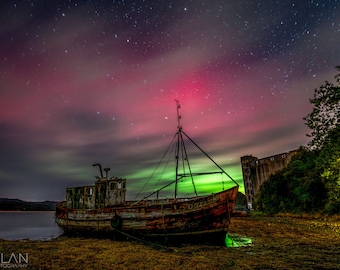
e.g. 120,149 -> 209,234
58,229 -> 228,249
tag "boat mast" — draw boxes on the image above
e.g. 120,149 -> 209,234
174,100 -> 181,199
133,101 -> 236,204
174,100 -> 199,199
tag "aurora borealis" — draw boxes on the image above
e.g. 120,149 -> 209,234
1,1 -> 339,201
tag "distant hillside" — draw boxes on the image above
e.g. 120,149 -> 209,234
0,194 -> 245,211
0,198 -> 57,211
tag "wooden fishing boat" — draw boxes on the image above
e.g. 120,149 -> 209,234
55,101 -> 239,242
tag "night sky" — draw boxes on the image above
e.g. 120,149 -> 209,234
1,0 -> 339,202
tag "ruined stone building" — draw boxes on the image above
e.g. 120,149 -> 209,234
240,150 -> 298,209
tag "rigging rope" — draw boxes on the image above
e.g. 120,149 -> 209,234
134,132 -> 177,200
150,137 -> 176,194
179,131 -> 198,196
181,130 -> 239,186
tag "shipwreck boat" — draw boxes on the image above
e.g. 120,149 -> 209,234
55,101 -> 239,242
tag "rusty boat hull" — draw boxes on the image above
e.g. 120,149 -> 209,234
55,102 -> 240,242
55,186 -> 238,239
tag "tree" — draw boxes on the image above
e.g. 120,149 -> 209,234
304,66 -> 340,150
255,68 -> 340,215
283,148 -> 326,212
315,125 -> 340,214
254,169 -> 289,215
254,147 -> 328,214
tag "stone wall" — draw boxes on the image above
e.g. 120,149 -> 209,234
241,150 -> 298,209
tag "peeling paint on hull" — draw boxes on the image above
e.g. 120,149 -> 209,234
55,186 -> 238,238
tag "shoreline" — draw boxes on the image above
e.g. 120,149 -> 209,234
0,215 -> 339,269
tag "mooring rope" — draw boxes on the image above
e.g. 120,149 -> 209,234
111,227 -> 175,252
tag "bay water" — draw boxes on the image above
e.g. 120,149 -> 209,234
0,211 -> 63,240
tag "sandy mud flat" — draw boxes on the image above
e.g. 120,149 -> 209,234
0,214 -> 339,269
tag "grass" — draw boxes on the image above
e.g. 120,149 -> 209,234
1,214 -> 339,269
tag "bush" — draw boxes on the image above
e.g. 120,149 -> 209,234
254,147 -> 328,214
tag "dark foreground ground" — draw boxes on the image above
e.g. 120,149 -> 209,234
1,214 -> 339,269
